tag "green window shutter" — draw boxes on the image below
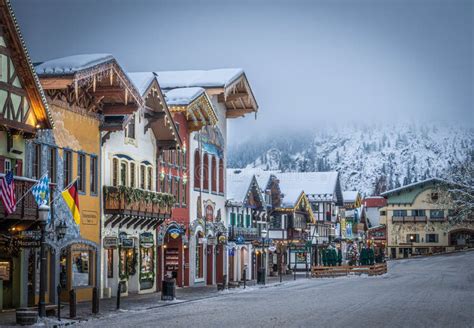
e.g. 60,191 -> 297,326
246,214 -> 251,228
230,213 -> 236,226
238,214 -> 243,227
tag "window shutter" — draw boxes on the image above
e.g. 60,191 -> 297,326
246,214 -> 251,228
230,213 -> 236,226
0,156 -> 4,173
15,159 -> 23,176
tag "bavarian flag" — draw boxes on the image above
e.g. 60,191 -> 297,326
62,180 -> 81,225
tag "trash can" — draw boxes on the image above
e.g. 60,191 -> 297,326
16,308 -> 38,326
161,278 -> 176,301
257,268 -> 266,284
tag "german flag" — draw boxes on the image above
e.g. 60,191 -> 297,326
62,180 -> 81,225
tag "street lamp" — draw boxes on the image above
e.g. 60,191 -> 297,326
38,204 -> 50,318
260,228 -> 268,285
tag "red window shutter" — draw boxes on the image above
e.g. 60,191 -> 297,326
16,159 -> 23,176
0,156 -> 4,173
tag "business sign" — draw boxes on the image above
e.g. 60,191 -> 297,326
121,238 -> 134,248
268,246 -> 277,252
103,237 -> 118,249
140,233 -> 154,248
0,261 -> 11,281
16,231 -> 41,248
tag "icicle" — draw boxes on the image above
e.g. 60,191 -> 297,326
93,75 -> 96,92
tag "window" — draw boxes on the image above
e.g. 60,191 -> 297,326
130,162 -> 136,188
412,209 -> 425,217
160,172 -> 165,193
171,151 -> 175,166
182,151 -> 187,168
120,162 -> 127,186
176,179 -> 181,206
406,234 -> 419,243
181,180 -> 186,206
77,153 -> 86,193
33,143 -> 41,179
426,234 -> 439,243
125,115 -> 136,139
112,158 -> 119,186
140,165 -> 146,189
237,214 -> 243,227
63,150 -> 72,187
177,150 -> 181,167
245,214 -> 251,228
169,177 -> 174,196
430,192 -> 439,201
4,158 -> 11,173
218,159 -> 224,193
393,210 -> 407,217
211,156 -> 217,192
430,210 -> 444,219
230,213 -> 236,226
380,210 -> 386,216
194,150 -> 201,189
203,154 -> 209,191
90,156 -> 98,195
48,147 -> 56,183
72,250 -> 91,287
147,167 -> 152,190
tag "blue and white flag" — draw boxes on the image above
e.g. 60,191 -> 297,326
32,174 -> 50,206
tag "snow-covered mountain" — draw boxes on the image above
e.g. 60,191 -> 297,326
228,123 -> 474,196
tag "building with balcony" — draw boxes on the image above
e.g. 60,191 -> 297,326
380,178 -> 474,259
156,69 -> 258,287
100,72 -> 181,297
34,53 -> 142,303
226,169 -> 267,282
0,0 -> 53,309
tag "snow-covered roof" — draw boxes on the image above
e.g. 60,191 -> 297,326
127,72 -> 156,96
274,172 -> 339,205
156,69 -> 244,89
380,178 -> 447,197
164,87 -> 206,106
35,54 -> 114,75
343,191 -> 359,203
226,169 -> 255,205
233,167 -> 279,190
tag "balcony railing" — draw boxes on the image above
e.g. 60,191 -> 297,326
228,226 -> 259,241
0,175 -> 54,221
429,216 -> 446,222
103,186 -> 174,218
392,216 -> 428,224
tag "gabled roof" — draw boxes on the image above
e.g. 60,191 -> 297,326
0,0 -> 53,130
164,87 -> 205,106
275,172 -> 340,204
128,72 -> 182,149
380,178 -> 447,198
36,54 -> 143,134
343,191 -> 360,203
156,69 -> 258,118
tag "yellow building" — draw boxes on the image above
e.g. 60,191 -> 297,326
35,54 -> 142,302
380,178 -> 474,259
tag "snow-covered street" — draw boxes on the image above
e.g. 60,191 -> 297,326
79,251 -> 474,328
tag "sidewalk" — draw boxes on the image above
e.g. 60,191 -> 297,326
0,273 -> 304,327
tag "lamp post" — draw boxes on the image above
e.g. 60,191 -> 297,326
260,228 -> 267,285
38,204 -> 50,318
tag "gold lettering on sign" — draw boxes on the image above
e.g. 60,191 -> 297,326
82,210 -> 98,225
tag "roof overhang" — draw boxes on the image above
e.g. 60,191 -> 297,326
214,72 -> 258,118
168,92 -> 218,132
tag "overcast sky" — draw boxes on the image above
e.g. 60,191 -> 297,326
12,0 -> 473,143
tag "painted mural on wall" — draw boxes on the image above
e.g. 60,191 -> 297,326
194,125 -> 224,158
203,199 -> 216,222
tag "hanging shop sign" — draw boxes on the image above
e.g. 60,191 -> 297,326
218,235 -> 227,244
236,235 -> 245,245
140,232 -> 154,248
16,230 -> 41,248
103,237 -> 118,249
119,232 -> 134,248
268,246 -> 277,252
291,246 -> 308,253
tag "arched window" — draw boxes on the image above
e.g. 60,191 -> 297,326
195,232 -> 204,279
130,162 -> 136,188
211,156 -> 217,192
203,153 -> 209,191
112,158 -> 119,186
194,150 -> 201,189
120,161 -> 128,186
218,158 -> 224,194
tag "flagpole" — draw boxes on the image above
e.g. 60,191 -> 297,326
50,176 -> 79,205
14,172 -> 48,207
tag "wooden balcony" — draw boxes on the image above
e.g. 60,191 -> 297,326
0,175 -> 54,230
103,186 -> 174,219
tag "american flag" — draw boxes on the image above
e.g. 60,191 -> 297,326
0,171 -> 16,215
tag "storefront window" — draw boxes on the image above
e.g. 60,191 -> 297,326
140,233 -> 154,287
107,249 -> 114,278
195,233 -> 203,279
72,251 -> 91,287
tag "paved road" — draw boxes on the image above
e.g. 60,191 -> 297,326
80,251 -> 474,328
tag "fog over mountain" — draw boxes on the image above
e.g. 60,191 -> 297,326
228,122 -> 474,195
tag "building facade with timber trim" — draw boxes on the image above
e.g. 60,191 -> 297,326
33,53 -> 142,303
0,0 -> 53,310
100,72 -> 181,297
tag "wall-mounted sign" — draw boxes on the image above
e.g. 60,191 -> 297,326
16,230 -> 41,248
0,261 -> 10,281
268,246 -> 277,252
103,237 -> 118,249
140,232 -> 154,248
82,211 -> 98,225
167,227 -> 183,240
121,237 -> 134,248
218,235 -> 227,244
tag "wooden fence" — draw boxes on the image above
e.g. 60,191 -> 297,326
311,263 -> 387,278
